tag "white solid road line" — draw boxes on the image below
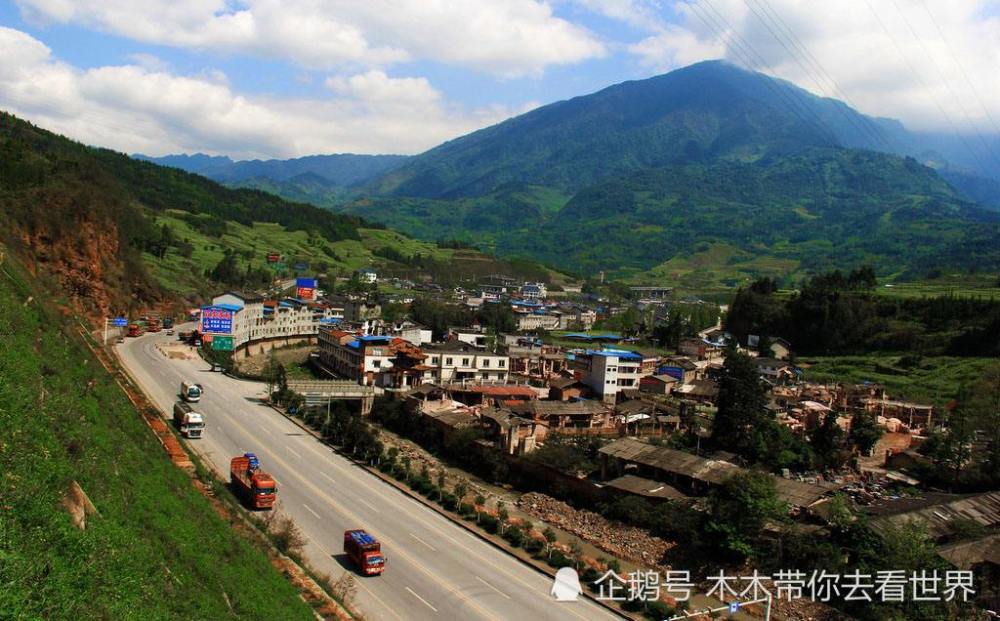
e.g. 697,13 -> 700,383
303,503 -> 321,519
409,532 -> 437,552
320,472 -> 336,484
287,446 -> 302,458
405,587 -> 439,613
358,498 -> 378,511
476,575 -> 511,600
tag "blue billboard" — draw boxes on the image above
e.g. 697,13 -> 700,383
112,317 -> 128,327
658,366 -> 685,381
201,306 -> 234,334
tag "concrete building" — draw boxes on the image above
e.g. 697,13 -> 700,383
519,282 -> 547,300
422,341 -> 509,383
516,313 -> 561,331
357,268 -> 378,284
201,291 -> 343,355
316,330 -> 396,386
572,348 -> 658,404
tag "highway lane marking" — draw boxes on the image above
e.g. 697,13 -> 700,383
303,504 -> 321,519
320,472 -> 336,484
287,447 -> 302,458
405,587 -> 438,613
243,408 -> 608,620
231,447 -> 496,621
143,364 -> 604,621
475,576 -> 510,600
409,532 -> 437,552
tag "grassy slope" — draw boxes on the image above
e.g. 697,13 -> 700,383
799,355 -> 995,406
0,254 -> 314,620
150,209 -> 460,297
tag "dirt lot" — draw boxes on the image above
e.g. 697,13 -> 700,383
236,345 -> 314,377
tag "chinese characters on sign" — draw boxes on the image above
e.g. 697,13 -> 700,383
201,307 -> 233,334
296,277 -> 317,300
592,569 -> 975,604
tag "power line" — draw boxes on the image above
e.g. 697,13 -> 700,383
747,0 -> 894,151
917,0 -> 1000,173
889,0 -> 1000,174
742,0 -> 892,151
687,0 -> 839,146
865,0 -> 993,176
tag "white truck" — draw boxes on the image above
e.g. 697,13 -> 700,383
173,401 -> 205,439
180,380 -> 203,402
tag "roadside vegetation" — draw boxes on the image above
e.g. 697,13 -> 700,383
0,255 -> 315,620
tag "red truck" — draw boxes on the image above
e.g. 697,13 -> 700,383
230,453 -> 277,510
127,323 -> 145,337
343,530 -> 386,575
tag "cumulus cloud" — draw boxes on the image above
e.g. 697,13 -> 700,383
14,0 -> 605,76
0,26 -> 521,158
609,0 -> 1000,133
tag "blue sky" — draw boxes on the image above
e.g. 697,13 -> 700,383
1,1 -> 997,159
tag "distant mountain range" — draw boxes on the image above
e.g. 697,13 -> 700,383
138,61 -> 1000,284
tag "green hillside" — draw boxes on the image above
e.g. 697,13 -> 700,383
0,111 -> 558,310
0,251 -> 315,620
329,61 -> 1000,283
346,149 -> 1000,283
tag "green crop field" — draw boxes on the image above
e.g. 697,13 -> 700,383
799,354 -> 996,406
0,254 -> 315,620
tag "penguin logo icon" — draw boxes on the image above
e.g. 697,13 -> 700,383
551,567 -> 583,601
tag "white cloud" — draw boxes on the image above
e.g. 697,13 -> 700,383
0,26 -> 521,158
14,0 -> 605,77
611,0 -> 1000,133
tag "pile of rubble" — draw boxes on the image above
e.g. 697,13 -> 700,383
516,492 -> 673,569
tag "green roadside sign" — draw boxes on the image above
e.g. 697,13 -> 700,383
212,336 -> 234,351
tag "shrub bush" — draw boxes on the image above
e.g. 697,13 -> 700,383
503,526 -> 524,548
523,538 -> 544,555
439,492 -> 457,511
581,567 -> 599,585
547,551 -> 571,568
480,515 -> 499,534
645,601 -> 675,619
457,502 -> 474,516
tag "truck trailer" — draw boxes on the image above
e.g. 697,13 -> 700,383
230,453 -> 276,509
180,380 -> 202,402
343,530 -> 386,575
172,401 -> 205,439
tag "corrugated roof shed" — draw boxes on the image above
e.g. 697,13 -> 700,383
870,492 -> 1000,539
937,534 -> 1000,569
598,438 -> 835,508
605,475 -> 689,501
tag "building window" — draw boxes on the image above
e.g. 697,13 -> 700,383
373,360 -> 381,368
482,359 -> 490,367
431,356 -> 439,364
462,358 -> 470,366
499,359 -> 506,367
445,357 -> 453,365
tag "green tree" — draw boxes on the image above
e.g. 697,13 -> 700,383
810,411 -> 846,469
711,350 -> 769,459
849,411 -> 882,456
543,527 -> 558,558
705,471 -> 787,562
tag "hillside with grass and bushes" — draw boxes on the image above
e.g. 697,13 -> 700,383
0,250 -> 316,620
329,61 -> 1000,283
0,111 -> 561,314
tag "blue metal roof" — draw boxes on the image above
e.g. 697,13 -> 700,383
204,303 -> 243,312
587,348 -> 643,361
358,335 -> 390,343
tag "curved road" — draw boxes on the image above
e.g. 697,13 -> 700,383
117,329 -> 619,621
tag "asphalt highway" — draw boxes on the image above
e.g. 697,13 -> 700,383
117,329 -> 620,621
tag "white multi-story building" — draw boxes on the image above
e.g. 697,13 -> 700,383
317,330 -> 396,386
516,313 -> 561,331
572,348 -> 658,403
519,282 -> 547,300
202,292 -> 343,353
422,341 -> 509,383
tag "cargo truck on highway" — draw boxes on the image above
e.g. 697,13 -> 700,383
180,380 -> 202,402
127,323 -> 144,337
343,530 -> 386,575
230,453 -> 277,509
172,401 -> 205,439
